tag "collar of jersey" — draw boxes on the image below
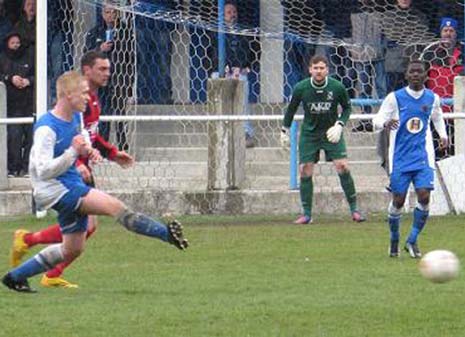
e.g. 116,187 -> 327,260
310,77 -> 328,89
405,86 -> 425,99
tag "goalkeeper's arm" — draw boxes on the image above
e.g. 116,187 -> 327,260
281,86 -> 303,148
283,86 -> 303,129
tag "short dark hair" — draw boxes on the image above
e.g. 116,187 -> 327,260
309,55 -> 329,67
225,0 -> 237,7
81,51 -> 109,69
407,59 -> 426,70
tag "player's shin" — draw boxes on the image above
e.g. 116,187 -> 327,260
300,176 -> 313,218
116,208 -> 169,241
9,244 -> 65,281
338,171 -> 357,212
407,203 -> 429,244
388,201 -> 402,242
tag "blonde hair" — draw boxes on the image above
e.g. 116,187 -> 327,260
56,71 -> 84,99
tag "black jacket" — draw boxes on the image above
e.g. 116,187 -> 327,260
0,38 -> 34,117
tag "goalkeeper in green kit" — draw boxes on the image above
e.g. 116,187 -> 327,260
281,55 -> 366,224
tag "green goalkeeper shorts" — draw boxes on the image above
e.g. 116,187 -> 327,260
299,132 -> 348,164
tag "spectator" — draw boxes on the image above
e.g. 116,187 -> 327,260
134,0 -> 175,104
420,0 -> 463,40
14,0 -> 34,51
0,32 -> 34,177
421,17 -> 463,159
0,1 -> 13,53
208,0 -> 260,148
84,2 -> 135,150
378,0 -> 435,92
422,18 -> 462,110
4,0 -> 22,26
282,0 -> 323,96
348,2 -> 387,132
320,0 -> 359,92
369,1 -> 434,171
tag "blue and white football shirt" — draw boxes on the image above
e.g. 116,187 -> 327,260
373,86 -> 448,174
29,110 -> 88,209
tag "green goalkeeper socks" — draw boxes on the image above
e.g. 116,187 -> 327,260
300,176 -> 313,217
338,171 -> 357,212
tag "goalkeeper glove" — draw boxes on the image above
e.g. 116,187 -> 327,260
280,126 -> 290,148
326,121 -> 344,143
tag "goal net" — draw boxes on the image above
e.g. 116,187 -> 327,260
45,0 -> 464,215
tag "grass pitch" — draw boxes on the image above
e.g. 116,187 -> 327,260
0,213 -> 464,337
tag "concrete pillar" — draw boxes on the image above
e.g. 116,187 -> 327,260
453,77 -> 465,156
0,82 -> 7,190
207,79 -> 246,190
259,0 -> 284,103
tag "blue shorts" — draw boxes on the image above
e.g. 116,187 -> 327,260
390,167 -> 435,195
52,185 -> 91,234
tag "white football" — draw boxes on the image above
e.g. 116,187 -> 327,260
419,250 -> 460,283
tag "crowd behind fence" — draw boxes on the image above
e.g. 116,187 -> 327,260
1,0 -> 465,184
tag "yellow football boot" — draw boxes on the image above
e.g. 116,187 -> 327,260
40,275 -> 79,289
10,229 -> 30,267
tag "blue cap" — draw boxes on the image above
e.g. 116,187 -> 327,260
440,17 -> 458,32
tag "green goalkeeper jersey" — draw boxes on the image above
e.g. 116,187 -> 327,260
283,77 -> 351,138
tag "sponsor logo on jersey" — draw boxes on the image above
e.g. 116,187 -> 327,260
308,102 -> 332,113
406,117 -> 423,134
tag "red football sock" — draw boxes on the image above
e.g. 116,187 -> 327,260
45,226 -> 97,278
46,261 -> 71,278
23,224 -> 62,248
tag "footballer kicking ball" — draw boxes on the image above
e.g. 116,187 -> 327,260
419,250 -> 460,283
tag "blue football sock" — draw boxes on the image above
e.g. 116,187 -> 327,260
118,210 -> 169,241
388,213 -> 401,242
407,207 -> 429,244
10,244 -> 64,281
10,257 -> 47,281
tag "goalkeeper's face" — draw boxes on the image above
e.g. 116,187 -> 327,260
309,62 -> 329,84
86,58 -> 111,88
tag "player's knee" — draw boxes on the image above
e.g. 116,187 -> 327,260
64,249 -> 83,262
62,245 -> 85,261
334,161 -> 349,173
392,196 -> 405,209
299,163 -> 313,177
417,190 -> 430,206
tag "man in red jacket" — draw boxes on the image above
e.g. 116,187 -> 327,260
10,51 -> 134,288
421,17 -> 463,159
